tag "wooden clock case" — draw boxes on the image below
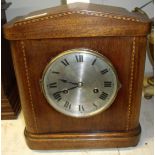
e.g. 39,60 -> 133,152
3,3 -> 151,150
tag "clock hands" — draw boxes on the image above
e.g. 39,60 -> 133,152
53,80 -> 83,100
54,81 -> 83,95
59,79 -> 78,85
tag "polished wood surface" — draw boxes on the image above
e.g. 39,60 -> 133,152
3,3 -> 151,149
4,3 -> 150,40
25,125 -> 141,150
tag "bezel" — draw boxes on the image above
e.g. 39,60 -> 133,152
41,48 -> 121,118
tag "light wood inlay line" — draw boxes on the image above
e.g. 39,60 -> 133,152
126,37 -> 136,130
14,10 -> 140,26
21,41 -> 38,132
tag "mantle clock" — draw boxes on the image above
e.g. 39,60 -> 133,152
3,3 -> 151,150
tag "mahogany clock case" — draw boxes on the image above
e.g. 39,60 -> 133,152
3,3 -> 151,150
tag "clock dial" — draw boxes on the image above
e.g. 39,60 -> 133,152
42,49 -> 120,117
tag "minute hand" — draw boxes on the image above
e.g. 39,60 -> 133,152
59,79 -> 78,85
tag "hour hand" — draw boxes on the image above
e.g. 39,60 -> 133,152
59,79 -> 78,85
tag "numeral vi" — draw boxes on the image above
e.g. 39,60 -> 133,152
104,81 -> 112,87
79,105 -> 85,112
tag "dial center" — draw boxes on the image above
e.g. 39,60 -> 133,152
78,82 -> 83,87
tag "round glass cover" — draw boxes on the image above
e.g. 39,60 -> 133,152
41,48 -> 120,118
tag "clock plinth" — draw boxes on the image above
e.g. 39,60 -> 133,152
3,2 -> 151,150
25,125 -> 141,150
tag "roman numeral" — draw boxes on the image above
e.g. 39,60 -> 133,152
64,101 -> 71,109
61,59 -> 69,66
93,103 -> 98,109
47,82 -> 57,88
79,105 -> 85,112
53,92 -> 62,101
104,81 -> 112,87
99,92 -> 108,100
75,55 -> 83,62
52,71 -> 60,74
92,58 -> 97,65
100,69 -> 108,75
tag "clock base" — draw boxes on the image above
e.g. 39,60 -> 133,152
25,125 -> 141,150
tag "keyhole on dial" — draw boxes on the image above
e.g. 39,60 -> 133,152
93,88 -> 99,93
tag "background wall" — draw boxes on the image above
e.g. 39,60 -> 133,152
5,0 -> 154,74
5,0 -> 61,21
89,0 -> 153,17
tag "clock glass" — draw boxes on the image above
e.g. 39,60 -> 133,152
42,49 -> 120,117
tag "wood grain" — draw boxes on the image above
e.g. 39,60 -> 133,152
3,3 -> 151,40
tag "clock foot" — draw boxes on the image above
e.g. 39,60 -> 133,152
24,125 -> 141,150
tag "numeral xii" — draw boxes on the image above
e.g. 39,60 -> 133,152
75,55 -> 83,62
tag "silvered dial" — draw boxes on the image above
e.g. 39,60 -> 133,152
42,49 -> 120,117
